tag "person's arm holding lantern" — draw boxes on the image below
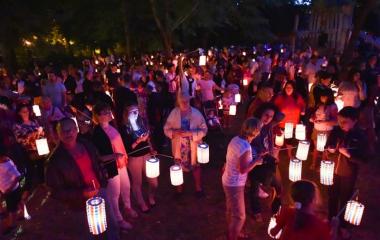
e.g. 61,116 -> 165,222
238,149 -> 263,174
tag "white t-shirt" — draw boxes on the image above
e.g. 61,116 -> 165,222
222,136 -> 253,187
0,159 -> 21,193
197,79 -> 216,102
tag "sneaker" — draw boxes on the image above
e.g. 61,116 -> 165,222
258,184 -> 269,199
118,220 -> 133,231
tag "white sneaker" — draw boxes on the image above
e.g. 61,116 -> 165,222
258,184 -> 269,199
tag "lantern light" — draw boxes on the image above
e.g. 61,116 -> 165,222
320,160 -> 334,185
267,216 -> 282,239
146,157 -> 160,178
275,133 -> 284,147
295,124 -> 306,140
243,79 -> 248,86
86,197 -> 107,235
284,123 -> 294,139
234,93 -> 241,103
308,82 -> 313,92
317,133 -> 327,152
24,204 -> 31,220
289,158 -> 302,182
170,164 -> 184,186
199,55 -> 207,66
242,51 -> 246,56
36,138 -> 50,156
197,143 -> 209,164
335,98 -> 344,112
32,105 -> 41,117
218,99 -> 223,110
71,117 -> 79,132
229,105 -> 237,116
95,60 -> 99,65
344,200 -> 365,226
296,141 -> 310,161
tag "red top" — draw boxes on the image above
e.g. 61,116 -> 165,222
72,146 -> 100,190
273,207 -> 331,240
274,94 -> 305,128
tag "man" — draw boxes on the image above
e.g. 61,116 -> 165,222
45,118 -> 119,239
42,71 -> 66,108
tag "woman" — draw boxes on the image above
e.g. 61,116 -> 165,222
270,180 -> 331,240
222,118 -> 263,240
338,69 -> 366,108
120,104 -> 157,213
246,85 -> 274,118
274,81 -> 306,159
92,102 -> 137,231
197,70 -> 223,108
164,93 -> 207,196
309,88 -> 338,169
13,104 -> 45,187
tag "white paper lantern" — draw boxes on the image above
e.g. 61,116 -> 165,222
335,98 -> 344,112
146,157 -> 160,178
267,216 -> 282,239
234,93 -> 241,103
197,143 -> 209,164
24,204 -> 31,220
86,197 -> 107,235
32,105 -> 41,117
243,79 -> 248,86
229,105 -> 237,116
320,160 -> 335,185
295,124 -> 306,140
296,141 -> 310,161
289,159 -> 302,182
170,164 -> 184,186
275,133 -> 284,147
344,200 -> 365,226
36,138 -> 50,156
71,117 -> 79,132
199,55 -> 207,66
317,133 -> 327,152
284,123 -> 294,139
218,99 -> 223,110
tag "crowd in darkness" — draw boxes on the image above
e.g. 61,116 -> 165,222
0,41 -> 379,239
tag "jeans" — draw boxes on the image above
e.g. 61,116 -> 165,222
223,185 -> 245,239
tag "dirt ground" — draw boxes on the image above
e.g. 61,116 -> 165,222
5,104 -> 380,240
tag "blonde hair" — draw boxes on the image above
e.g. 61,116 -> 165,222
240,117 -> 262,139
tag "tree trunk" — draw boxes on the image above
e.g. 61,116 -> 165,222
149,0 -> 172,57
123,0 -> 131,59
0,26 -> 18,74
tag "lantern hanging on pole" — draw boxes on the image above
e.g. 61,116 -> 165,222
320,160 -> 334,185
36,138 -> 50,156
199,55 -> 207,66
316,133 -> 327,152
234,93 -> 241,103
197,143 -> 209,164
295,124 -> 306,140
32,105 -> 41,117
86,197 -> 107,235
275,133 -> 284,147
344,200 -> 365,226
146,157 -> 160,178
267,216 -> 282,239
284,123 -> 294,139
296,141 -> 310,161
170,164 -> 184,186
289,159 -> 302,182
229,105 -> 237,116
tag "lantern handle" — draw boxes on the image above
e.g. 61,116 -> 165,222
336,189 -> 360,218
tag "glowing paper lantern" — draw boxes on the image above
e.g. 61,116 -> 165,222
295,124 -> 306,140
296,141 -> 310,161
289,159 -> 302,182
317,133 -> 327,152
267,216 -> 282,239
275,133 -> 284,147
335,98 -> 344,112
199,55 -> 207,66
320,160 -> 335,185
344,200 -> 365,226
86,197 -> 107,235
234,93 -> 241,103
36,138 -> 50,156
308,82 -> 313,92
197,143 -> 209,164
24,204 -> 31,220
146,157 -> 160,178
242,51 -> 246,56
170,164 -> 184,186
32,105 -> 41,117
229,105 -> 237,116
218,100 -> 223,110
284,123 -> 294,139
243,79 -> 248,86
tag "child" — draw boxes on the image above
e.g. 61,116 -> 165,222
271,180 -> 331,240
326,106 -> 367,239
222,90 -> 234,128
0,143 -> 22,234
206,109 -> 221,129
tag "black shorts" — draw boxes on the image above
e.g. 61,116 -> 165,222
5,187 -> 22,212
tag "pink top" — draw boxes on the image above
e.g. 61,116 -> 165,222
274,94 -> 306,128
103,125 -> 128,168
198,79 -> 216,102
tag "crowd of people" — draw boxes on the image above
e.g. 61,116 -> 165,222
0,42 -> 379,239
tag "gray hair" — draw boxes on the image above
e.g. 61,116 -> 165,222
240,117 -> 262,139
